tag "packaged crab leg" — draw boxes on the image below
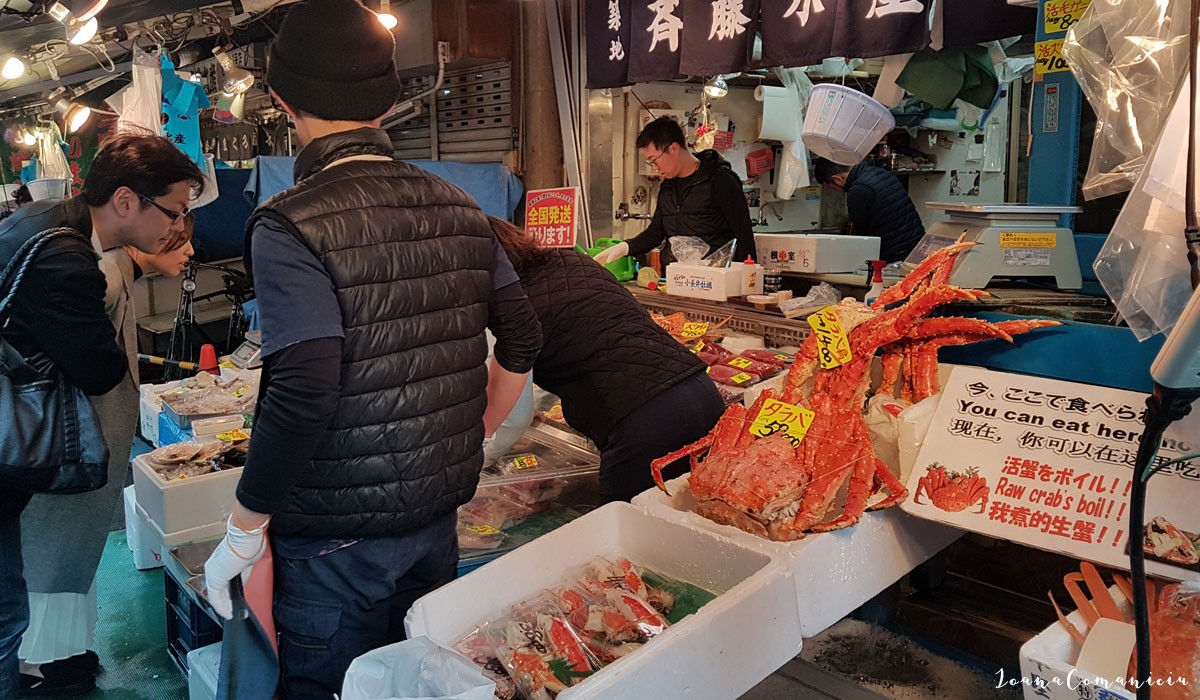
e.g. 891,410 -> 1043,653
483,597 -> 600,699
458,495 -> 538,530
454,629 -> 519,700
499,478 -> 566,506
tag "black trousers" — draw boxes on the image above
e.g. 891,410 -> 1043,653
598,372 -> 726,502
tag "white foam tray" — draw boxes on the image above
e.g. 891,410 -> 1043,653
132,454 -> 240,534
632,475 -> 962,637
125,484 -> 225,571
406,502 -> 802,700
1018,585 -> 1136,700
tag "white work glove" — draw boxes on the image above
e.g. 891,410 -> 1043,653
592,241 -> 629,265
203,515 -> 268,620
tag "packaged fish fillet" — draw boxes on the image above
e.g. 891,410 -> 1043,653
722,355 -> 782,379
706,363 -> 758,387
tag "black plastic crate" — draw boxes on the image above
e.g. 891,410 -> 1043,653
164,568 -> 223,674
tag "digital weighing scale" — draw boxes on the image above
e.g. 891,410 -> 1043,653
903,203 -> 1084,289
228,330 -> 263,369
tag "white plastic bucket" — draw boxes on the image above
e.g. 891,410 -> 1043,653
801,84 -> 895,165
26,178 -> 69,201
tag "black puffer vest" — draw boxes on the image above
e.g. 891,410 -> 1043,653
845,163 -> 926,262
245,129 -> 494,538
518,249 -> 706,446
656,150 -> 743,264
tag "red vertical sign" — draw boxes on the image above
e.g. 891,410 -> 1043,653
525,187 -> 579,248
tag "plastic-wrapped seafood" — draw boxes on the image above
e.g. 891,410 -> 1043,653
482,596 -> 600,700
499,478 -> 566,506
144,439 -> 249,481
454,630 -> 520,700
459,496 -> 539,531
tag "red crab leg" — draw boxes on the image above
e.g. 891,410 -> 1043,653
903,316 -> 1015,342
736,390 -> 774,449
880,349 -> 904,398
871,241 -> 977,309
650,429 -> 715,494
782,334 -> 820,404
1049,592 -> 1089,644
809,423 -> 875,532
786,410 -> 860,532
867,458 -> 909,510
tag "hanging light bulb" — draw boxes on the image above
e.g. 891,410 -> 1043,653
212,47 -> 255,95
376,0 -> 397,29
2,55 -> 27,80
74,0 -> 109,21
51,91 -> 91,133
703,76 -> 729,98
46,3 -> 98,45
21,127 -> 36,146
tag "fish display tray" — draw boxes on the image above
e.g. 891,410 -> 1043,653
407,502 -> 802,700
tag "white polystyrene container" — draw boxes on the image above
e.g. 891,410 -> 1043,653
132,454 -> 240,534
1018,586 -> 1135,700
633,475 -> 962,637
405,502 -> 803,700
802,84 -> 895,165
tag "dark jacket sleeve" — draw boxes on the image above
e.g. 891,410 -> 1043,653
845,184 -> 877,236
624,201 -> 668,257
236,337 -> 343,515
488,281 -> 542,374
712,170 -> 757,262
9,240 -> 127,395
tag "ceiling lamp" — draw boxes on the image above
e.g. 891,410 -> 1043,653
45,2 -> 98,45
376,0 -> 397,29
212,47 -> 255,95
2,55 -> 27,80
703,75 -> 729,98
73,0 -> 108,21
22,128 -> 36,146
50,89 -> 91,133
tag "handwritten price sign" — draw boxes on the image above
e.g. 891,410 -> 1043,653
750,399 -> 815,447
680,322 -> 710,339
1034,39 -> 1069,75
807,307 -> 852,369
1043,0 -> 1090,35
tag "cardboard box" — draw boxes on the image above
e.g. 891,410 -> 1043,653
664,263 -> 741,301
406,502 -> 803,700
754,233 -> 880,273
132,454 -> 241,534
633,475 -> 962,638
1018,586 -> 1136,700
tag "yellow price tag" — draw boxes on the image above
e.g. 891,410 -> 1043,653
773,353 -> 791,362
231,384 -> 253,398
215,428 -> 250,443
1034,39 -> 1069,75
465,524 -> 501,536
730,372 -> 754,385
680,322 -> 710,339
219,361 -> 237,369
1043,0 -> 1090,34
999,232 -> 1056,248
512,455 -> 539,471
807,307 -> 853,369
750,399 -> 815,447
728,357 -> 753,369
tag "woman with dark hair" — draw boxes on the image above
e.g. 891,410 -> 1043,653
487,216 -> 725,502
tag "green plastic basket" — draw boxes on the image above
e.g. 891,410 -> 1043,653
585,237 -> 636,282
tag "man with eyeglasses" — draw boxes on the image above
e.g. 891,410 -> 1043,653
594,116 -> 757,268
0,132 -> 204,697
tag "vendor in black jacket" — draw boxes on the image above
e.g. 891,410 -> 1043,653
490,216 -> 726,502
814,158 -> 926,263
595,117 -> 756,267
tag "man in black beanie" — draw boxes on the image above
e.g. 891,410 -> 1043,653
203,1 -> 540,696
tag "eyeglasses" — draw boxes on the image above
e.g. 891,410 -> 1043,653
135,191 -> 189,225
645,148 -> 669,169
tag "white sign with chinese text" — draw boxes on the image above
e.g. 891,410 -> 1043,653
902,367 -> 1200,580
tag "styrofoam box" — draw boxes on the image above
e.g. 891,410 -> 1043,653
1018,586 -> 1135,700
187,641 -> 222,700
123,486 -> 138,554
633,476 -> 962,637
132,454 -> 241,534
139,380 -> 186,446
406,502 -> 802,700
664,263 -> 742,301
754,233 -> 881,273
129,491 -> 226,571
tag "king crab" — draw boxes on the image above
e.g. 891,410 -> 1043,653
912,464 -> 989,513
651,240 -> 1060,541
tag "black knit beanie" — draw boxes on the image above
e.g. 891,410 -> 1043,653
267,0 -> 401,121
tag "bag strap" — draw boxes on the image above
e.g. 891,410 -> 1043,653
0,228 -> 86,321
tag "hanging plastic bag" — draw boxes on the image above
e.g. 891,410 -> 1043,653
191,154 -> 221,210
340,636 -> 495,700
35,123 -> 70,181
1063,0 -> 1191,200
109,49 -> 162,134
669,235 -> 713,264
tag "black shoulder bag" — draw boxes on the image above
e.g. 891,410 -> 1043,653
0,228 -> 110,494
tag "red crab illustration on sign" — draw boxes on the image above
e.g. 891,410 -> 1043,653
913,463 -> 989,513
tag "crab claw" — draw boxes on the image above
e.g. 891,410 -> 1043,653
649,434 -> 713,495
